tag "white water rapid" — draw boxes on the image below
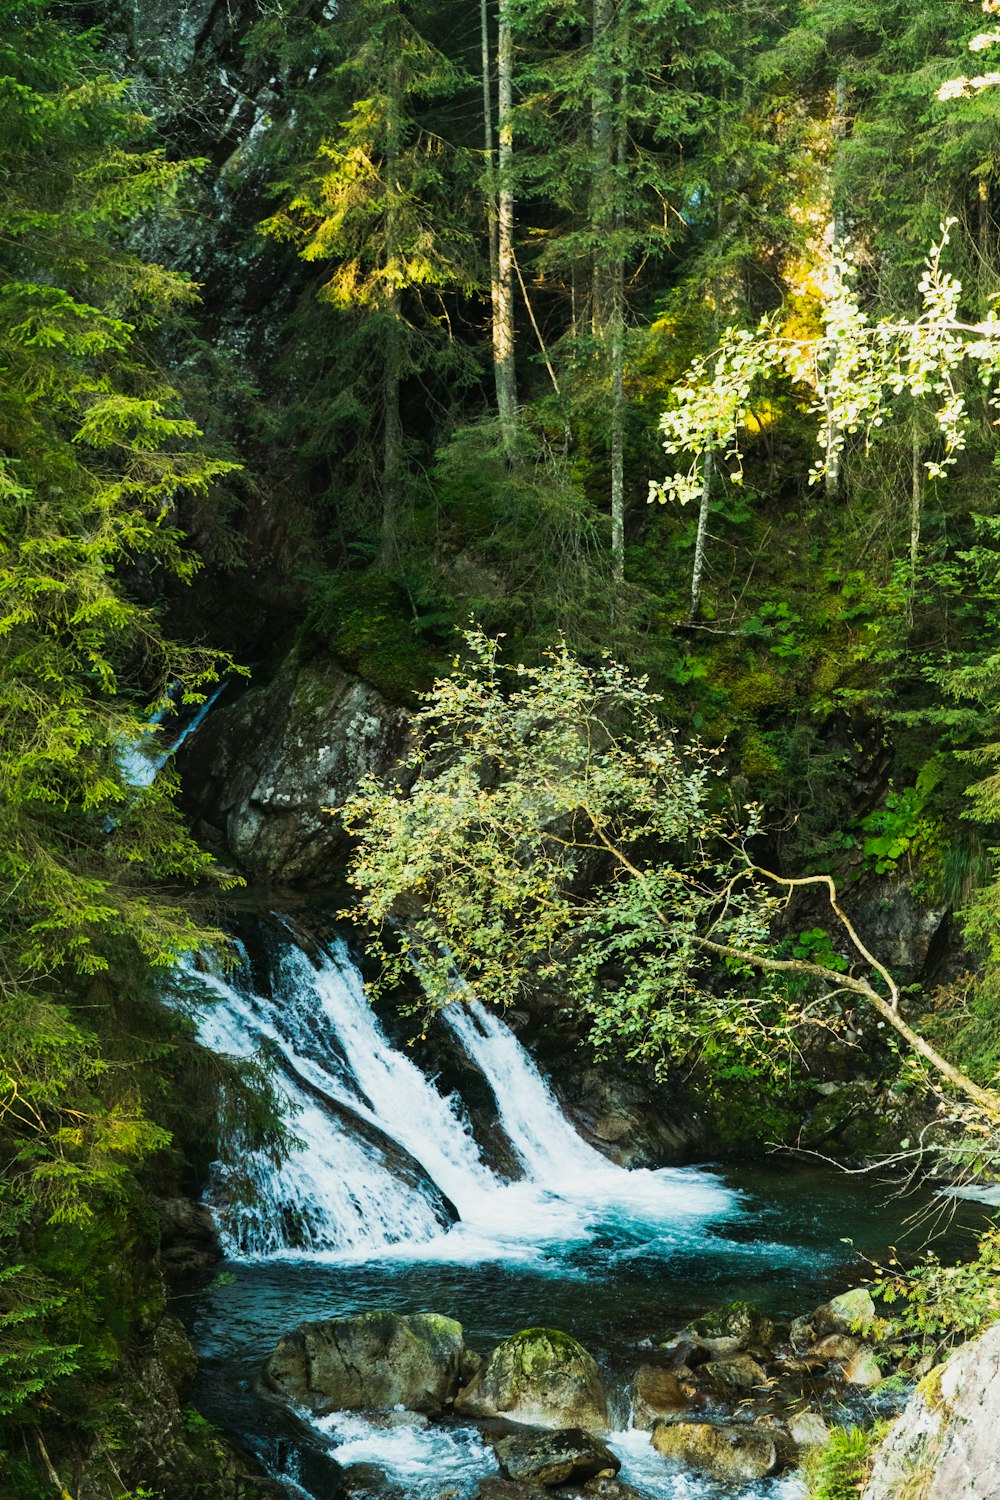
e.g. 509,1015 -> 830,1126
187,928 -> 737,1266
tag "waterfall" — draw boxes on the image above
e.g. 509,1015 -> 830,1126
187,927 -> 736,1265
118,683 -> 226,789
442,997 -> 610,1180
443,995 -> 734,1225
188,960 -> 452,1260
271,942 -> 500,1219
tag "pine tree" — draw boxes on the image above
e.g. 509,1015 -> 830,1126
0,0 -> 243,1435
261,0 -> 478,567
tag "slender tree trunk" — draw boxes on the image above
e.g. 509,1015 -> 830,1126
592,0 -> 626,581
610,285 -> 625,584
590,0 -> 613,335
910,427 -> 923,577
495,0 -> 517,450
689,447 -> 713,619
824,74 -> 848,503
481,0 -> 501,387
381,89 -> 403,567
381,297 -> 403,568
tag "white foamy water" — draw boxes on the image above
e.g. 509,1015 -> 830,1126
312,1412 -> 497,1497
188,961 -> 449,1259
117,683 -> 226,789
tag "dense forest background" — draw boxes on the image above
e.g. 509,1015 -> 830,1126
6,0 -> 1000,1492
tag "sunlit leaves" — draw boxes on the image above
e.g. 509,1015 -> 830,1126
341,628 -> 794,1074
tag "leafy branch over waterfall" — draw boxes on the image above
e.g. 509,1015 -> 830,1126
341,629 -> 1000,1119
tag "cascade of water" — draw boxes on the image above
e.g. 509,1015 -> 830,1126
442,994 -> 735,1225
187,926 -> 736,1264
272,943 -> 502,1218
188,962 -> 450,1260
118,683 -> 226,789
442,998 -> 608,1181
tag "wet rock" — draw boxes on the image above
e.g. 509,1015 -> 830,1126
651,1421 -> 778,1482
477,1481 -> 548,1499
493,1428 -> 620,1487
812,1334 -> 862,1363
702,1353 -> 769,1396
813,1288 -> 877,1337
789,1315 -> 815,1348
262,1311 -> 464,1415
788,1410 -> 832,1453
695,1301 -> 776,1351
153,1313 -> 198,1400
862,1322 -> 1000,1500
179,647 -> 409,881
631,1365 -> 689,1428
456,1329 -> 609,1430
843,1346 -> 883,1387
581,1481 -> 645,1499
554,1066 -> 705,1167
152,1195 -> 222,1280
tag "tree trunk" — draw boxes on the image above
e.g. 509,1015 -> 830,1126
910,426 -> 923,578
610,293 -> 625,585
381,299 -> 403,568
481,0 -> 499,297
824,74 -> 848,503
689,447 -> 713,619
495,0 -> 517,451
381,93 -> 404,568
590,0 -> 613,335
592,0 -> 625,581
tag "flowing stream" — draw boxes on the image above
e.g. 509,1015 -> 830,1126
178,927 -> 987,1500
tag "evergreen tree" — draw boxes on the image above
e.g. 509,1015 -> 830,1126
261,0 -> 478,567
0,0 -> 259,1442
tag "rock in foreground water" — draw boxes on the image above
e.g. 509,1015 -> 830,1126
651,1421 -> 778,1482
493,1428 -> 620,1486
630,1364 -> 689,1428
262,1310 -> 464,1414
456,1328 -> 610,1429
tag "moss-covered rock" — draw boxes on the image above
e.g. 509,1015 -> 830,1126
456,1328 -> 610,1430
262,1310 -> 465,1415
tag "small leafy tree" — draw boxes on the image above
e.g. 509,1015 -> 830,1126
341,629 -> 1000,1114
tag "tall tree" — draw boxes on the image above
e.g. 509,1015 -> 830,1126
261,0 -> 476,566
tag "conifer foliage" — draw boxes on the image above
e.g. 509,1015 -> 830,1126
0,0 -> 243,1436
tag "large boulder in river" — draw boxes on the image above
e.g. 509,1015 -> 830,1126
261,1311 -> 464,1415
862,1322 -> 1000,1500
456,1329 -> 610,1430
179,647 -> 409,881
493,1429 -> 620,1487
651,1422 -> 778,1483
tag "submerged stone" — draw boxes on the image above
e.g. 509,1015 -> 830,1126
261,1310 -> 464,1415
702,1352 -> 769,1396
651,1421 -> 778,1482
456,1328 -> 610,1430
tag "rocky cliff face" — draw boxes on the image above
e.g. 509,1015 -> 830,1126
180,648 -> 410,882
862,1321 -> 1000,1500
